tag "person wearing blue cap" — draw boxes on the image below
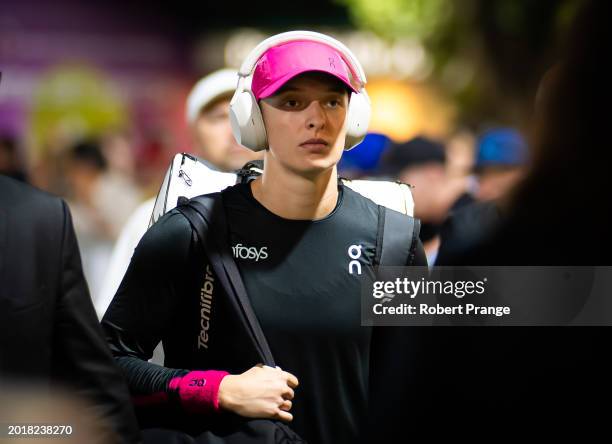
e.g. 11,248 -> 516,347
436,128 -> 528,266
472,128 -> 529,202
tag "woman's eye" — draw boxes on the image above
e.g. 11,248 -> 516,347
327,98 -> 345,108
285,100 -> 299,108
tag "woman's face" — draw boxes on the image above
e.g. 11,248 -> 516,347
259,72 -> 349,178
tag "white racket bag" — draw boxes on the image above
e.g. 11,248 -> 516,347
150,153 -> 237,227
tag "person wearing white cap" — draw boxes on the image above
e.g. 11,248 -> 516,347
186,69 -> 263,172
95,69 -> 261,319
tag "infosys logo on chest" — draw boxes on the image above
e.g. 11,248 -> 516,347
232,243 -> 268,262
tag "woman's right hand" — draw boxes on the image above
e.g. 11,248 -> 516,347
218,364 -> 299,422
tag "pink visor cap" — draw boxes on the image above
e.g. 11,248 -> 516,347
251,40 -> 358,100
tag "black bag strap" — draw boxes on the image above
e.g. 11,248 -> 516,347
236,160 -> 264,185
374,206 -> 421,266
176,193 -> 276,367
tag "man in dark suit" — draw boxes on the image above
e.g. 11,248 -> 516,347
0,174 -> 141,443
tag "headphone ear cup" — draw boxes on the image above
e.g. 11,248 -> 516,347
344,91 -> 372,151
229,90 -> 268,151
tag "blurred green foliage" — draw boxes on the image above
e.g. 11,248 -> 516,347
335,0 -> 451,40
336,0 -> 583,127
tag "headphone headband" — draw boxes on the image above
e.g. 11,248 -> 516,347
238,31 -> 367,89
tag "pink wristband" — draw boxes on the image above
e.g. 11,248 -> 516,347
168,370 -> 229,414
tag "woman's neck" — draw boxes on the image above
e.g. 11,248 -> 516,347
250,161 -> 339,221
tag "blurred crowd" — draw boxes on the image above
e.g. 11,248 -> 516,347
1,104 -> 529,305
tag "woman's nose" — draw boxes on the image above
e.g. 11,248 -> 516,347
305,101 -> 326,130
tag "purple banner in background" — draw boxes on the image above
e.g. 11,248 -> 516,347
0,0 -> 192,143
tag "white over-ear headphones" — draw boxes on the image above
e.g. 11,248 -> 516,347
229,30 -> 371,152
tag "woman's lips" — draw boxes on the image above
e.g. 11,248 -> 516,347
300,139 -> 329,151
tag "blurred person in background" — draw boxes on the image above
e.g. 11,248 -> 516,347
445,129 -> 476,181
187,69 -> 262,173
436,127 -> 528,264
472,128 -> 528,202
377,136 -> 465,264
0,174 -> 140,444
96,69 -> 260,318
373,0 -> 612,439
0,134 -> 28,183
101,129 -> 139,182
66,140 -> 141,303
338,132 -> 393,178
